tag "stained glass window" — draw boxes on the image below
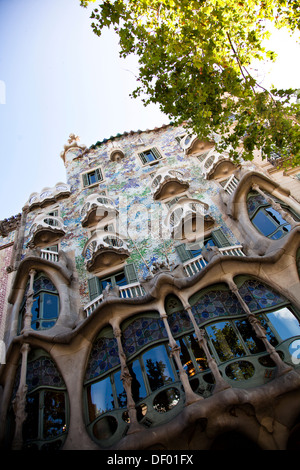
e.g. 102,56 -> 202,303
19,272 -> 59,332
21,352 -> 67,450
26,356 -> 65,392
238,279 -> 286,312
121,314 -> 168,358
190,288 -> 243,325
85,334 -> 120,381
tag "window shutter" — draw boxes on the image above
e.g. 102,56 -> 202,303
175,244 -> 192,262
95,168 -> 103,182
88,277 -> 102,301
139,152 -> 148,165
124,263 -> 138,284
152,147 -> 163,160
211,228 -> 231,247
82,173 -> 89,187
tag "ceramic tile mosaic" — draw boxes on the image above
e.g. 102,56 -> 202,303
19,125 -> 240,306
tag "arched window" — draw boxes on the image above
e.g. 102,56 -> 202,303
19,272 -> 59,332
188,279 -> 300,382
10,350 -> 68,450
84,326 -> 126,443
165,294 -> 211,394
121,313 -> 180,416
247,190 -> 299,240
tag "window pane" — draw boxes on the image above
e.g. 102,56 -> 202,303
143,345 -> 174,392
270,229 -> 285,240
266,308 -> 300,341
206,321 -> 245,362
24,392 -> 39,441
184,334 -> 208,371
88,171 -> 97,185
31,296 -> 40,324
257,314 -> 278,347
265,207 -> 286,226
252,209 -> 278,236
43,293 -> 59,320
115,272 -> 127,286
100,279 -> 112,290
128,359 -> 147,403
43,391 -> 66,439
176,337 -> 194,377
113,370 -> 127,409
145,150 -> 156,162
87,376 -> 115,420
234,319 -> 265,354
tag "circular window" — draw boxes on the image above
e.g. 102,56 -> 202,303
153,387 -> 180,413
122,403 -> 148,423
93,416 -> 118,440
203,372 -> 216,384
225,361 -> 255,381
289,339 -> 300,365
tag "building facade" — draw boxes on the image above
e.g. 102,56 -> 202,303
0,125 -> 300,450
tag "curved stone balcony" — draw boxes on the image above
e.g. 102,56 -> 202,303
26,183 -> 71,210
81,194 -> 117,228
28,214 -> 66,248
83,232 -> 130,273
201,150 -> 236,180
180,133 -> 198,152
109,145 -> 125,162
151,167 -> 189,200
168,199 -> 214,240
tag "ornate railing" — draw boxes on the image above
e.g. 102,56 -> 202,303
222,174 -> 239,195
84,281 -> 145,316
183,245 -> 245,276
27,183 -> 70,209
40,249 -> 59,263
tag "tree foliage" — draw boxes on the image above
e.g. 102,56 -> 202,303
81,0 -> 300,166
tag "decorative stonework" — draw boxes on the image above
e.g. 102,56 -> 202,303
83,233 -> 130,272
26,183 -> 71,211
109,144 -> 125,162
151,167 -> 189,200
27,213 -> 66,248
60,134 -> 87,163
0,214 -> 21,237
80,193 -> 117,228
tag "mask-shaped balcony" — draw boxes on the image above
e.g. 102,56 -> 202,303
167,199 -> 214,241
83,232 -> 130,273
151,167 -> 189,200
27,183 -> 71,210
28,214 -> 66,248
81,194 -> 117,228
109,145 -> 125,162
201,150 -> 236,180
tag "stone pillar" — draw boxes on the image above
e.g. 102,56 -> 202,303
113,326 -> 142,434
252,184 -> 298,228
228,279 -> 293,377
12,343 -> 30,450
184,305 -> 231,393
159,312 -> 202,405
22,269 -> 36,333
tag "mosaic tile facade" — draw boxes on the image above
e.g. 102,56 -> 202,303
19,125 -> 240,308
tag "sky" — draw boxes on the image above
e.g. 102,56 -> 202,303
0,0 -> 300,220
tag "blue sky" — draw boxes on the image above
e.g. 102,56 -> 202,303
0,0 -> 300,220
